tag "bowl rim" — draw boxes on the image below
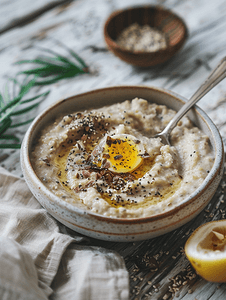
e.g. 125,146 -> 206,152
104,4 -> 189,54
21,85 -> 224,225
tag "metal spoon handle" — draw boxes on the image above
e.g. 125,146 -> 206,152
162,56 -> 226,136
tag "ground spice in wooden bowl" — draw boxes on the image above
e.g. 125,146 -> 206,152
116,23 -> 167,52
104,5 -> 188,67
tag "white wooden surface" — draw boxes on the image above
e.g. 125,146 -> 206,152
1,0 -> 226,299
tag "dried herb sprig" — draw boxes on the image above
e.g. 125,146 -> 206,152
0,76 -> 50,149
15,47 -> 89,85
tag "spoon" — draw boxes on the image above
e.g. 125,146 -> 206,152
155,57 -> 226,145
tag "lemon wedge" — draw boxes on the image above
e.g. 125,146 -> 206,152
104,134 -> 145,173
185,220 -> 226,282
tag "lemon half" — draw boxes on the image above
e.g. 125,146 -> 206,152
185,220 -> 226,282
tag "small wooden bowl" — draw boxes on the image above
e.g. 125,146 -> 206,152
104,6 -> 188,67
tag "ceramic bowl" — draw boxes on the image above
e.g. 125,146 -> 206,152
21,86 -> 224,242
104,6 -> 188,67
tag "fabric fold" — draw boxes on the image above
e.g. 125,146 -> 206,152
0,167 -> 129,299
50,244 -> 129,300
0,237 -> 48,300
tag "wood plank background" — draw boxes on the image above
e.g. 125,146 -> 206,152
0,0 -> 226,299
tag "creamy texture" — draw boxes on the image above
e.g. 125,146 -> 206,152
31,98 -> 214,218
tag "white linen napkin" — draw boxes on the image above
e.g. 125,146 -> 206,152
0,167 -> 129,300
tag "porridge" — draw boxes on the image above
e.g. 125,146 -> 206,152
31,98 -> 214,218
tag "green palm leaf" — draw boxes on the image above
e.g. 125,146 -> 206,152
0,117 -> 12,135
10,118 -> 35,128
0,46 -> 89,149
16,47 -> 89,86
0,134 -> 20,142
0,78 -> 49,148
21,90 -> 50,104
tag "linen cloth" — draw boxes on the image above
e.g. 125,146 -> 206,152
0,167 -> 129,300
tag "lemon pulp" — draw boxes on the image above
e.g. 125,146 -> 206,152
185,220 -> 226,282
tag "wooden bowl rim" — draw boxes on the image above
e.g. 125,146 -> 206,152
104,5 -> 189,55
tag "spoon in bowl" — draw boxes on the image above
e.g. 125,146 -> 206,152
155,57 -> 226,145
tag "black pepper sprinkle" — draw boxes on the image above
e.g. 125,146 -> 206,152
114,155 -> 123,160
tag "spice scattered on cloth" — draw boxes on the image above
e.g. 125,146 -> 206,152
116,23 -> 167,52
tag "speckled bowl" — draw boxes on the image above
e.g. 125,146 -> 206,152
104,6 -> 188,67
21,86 -> 224,242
